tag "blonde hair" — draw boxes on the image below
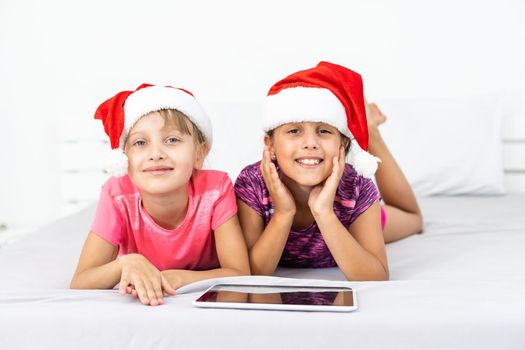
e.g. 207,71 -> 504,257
157,109 -> 207,149
124,109 -> 209,164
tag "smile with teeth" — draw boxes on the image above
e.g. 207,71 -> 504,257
296,158 -> 322,165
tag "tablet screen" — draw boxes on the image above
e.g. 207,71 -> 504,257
195,284 -> 355,308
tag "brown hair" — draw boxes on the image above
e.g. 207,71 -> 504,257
266,128 -> 351,156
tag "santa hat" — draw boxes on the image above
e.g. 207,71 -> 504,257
263,61 -> 380,178
94,83 -> 212,176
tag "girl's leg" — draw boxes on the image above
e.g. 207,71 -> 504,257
366,103 -> 423,243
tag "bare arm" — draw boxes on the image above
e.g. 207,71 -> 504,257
308,147 -> 388,280
162,215 -> 251,287
233,147 -> 298,276
314,202 -> 389,281
70,232 -> 121,289
237,199 -> 293,276
71,232 -> 176,306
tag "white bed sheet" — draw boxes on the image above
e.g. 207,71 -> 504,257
1,195 -> 524,349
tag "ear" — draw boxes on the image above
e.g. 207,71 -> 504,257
193,143 -> 209,171
263,134 -> 276,158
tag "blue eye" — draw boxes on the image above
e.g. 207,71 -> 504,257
133,140 -> 146,147
287,128 -> 299,134
319,129 -> 332,134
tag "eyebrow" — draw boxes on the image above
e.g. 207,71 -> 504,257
128,127 -> 185,138
127,130 -> 150,139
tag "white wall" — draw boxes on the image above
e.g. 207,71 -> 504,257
1,0 -> 524,228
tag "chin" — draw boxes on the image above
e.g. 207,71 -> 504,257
289,174 -> 327,187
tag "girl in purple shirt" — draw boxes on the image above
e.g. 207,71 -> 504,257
235,62 -> 422,280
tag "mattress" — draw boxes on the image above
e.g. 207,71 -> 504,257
1,195 -> 524,349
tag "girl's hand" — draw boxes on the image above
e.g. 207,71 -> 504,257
260,146 -> 296,217
160,270 -> 183,292
308,146 -> 345,218
118,253 -> 174,306
126,271 -> 178,298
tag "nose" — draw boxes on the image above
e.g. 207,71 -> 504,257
301,128 -> 319,150
149,142 -> 166,161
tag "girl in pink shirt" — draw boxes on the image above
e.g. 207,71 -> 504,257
70,84 -> 250,306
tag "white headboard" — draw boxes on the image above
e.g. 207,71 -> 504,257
59,98 -> 525,216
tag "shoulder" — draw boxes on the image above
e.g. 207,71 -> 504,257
100,175 -> 139,198
337,164 -> 377,199
235,161 -> 263,185
192,169 -> 233,192
338,163 -> 360,189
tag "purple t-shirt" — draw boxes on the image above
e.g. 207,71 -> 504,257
234,161 -> 381,268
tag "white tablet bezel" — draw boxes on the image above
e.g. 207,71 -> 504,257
192,283 -> 358,312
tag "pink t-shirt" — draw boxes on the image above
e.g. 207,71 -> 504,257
91,170 -> 237,271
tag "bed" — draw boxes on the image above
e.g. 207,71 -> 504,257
1,194 -> 524,349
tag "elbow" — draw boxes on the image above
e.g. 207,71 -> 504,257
415,214 -> 424,234
378,270 -> 389,281
237,266 -> 251,276
248,257 -> 275,277
230,264 -> 251,277
69,277 -> 81,289
343,267 -> 389,282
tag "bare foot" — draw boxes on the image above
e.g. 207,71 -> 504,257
366,102 -> 387,129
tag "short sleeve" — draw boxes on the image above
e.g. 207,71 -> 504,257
211,175 -> 238,230
91,186 -> 124,246
349,176 -> 382,224
234,164 -> 266,218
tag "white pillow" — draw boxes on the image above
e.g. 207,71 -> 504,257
377,95 -> 506,196
204,101 -> 265,180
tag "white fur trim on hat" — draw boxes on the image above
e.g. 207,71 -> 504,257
104,148 -> 129,177
348,140 -> 381,179
264,86 -> 380,178
263,87 -> 351,138
120,85 -> 213,149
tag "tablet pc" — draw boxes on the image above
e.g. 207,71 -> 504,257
193,284 -> 357,312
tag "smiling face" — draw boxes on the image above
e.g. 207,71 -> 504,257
124,111 -> 205,196
265,122 -> 347,187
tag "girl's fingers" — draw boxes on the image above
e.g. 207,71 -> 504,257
260,149 -> 271,182
268,161 -> 280,183
143,279 -> 160,306
133,279 -> 150,305
119,276 -> 130,295
325,156 -> 340,189
323,151 -> 344,193
339,146 -> 346,169
161,275 -> 177,296
261,149 -> 283,193
153,278 -> 165,305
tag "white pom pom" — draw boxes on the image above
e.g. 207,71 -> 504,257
104,149 -> 128,177
348,142 -> 381,179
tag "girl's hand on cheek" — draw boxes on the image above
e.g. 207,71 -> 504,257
260,147 -> 296,217
308,146 -> 345,217
117,253 -> 166,306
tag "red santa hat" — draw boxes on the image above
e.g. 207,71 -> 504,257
263,61 -> 380,178
94,83 -> 212,176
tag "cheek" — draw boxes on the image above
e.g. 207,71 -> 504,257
169,147 -> 197,167
273,139 -> 294,157
324,139 -> 342,153
125,152 -> 137,169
